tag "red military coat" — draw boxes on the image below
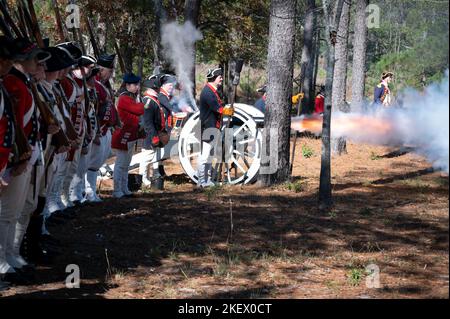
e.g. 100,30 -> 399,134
0,84 -> 14,173
3,68 -> 38,148
111,91 -> 144,150
95,79 -> 117,135
314,93 -> 325,114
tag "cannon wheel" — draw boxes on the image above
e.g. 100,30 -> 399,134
178,104 -> 264,185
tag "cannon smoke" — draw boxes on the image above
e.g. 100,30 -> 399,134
161,21 -> 203,111
291,71 -> 449,173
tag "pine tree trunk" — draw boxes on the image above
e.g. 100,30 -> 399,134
153,0 -> 165,71
184,0 -> 202,99
351,0 -> 368,112
299,0 -> 315,113
258,0 -> 296,187
319,0 -> 345,208
331,0 -> 351,155
312,28 -> 320,95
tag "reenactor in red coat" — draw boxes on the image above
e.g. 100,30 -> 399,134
314,86 -> 325,115
84,54 -> 117,203
0,36 -> 16,188
67,55 -> 97,205
22,46 -> 78,265
111,73 -> 144,198
0,36 -> 19,287
45,42 -> 83,215
0,38 -> 51,284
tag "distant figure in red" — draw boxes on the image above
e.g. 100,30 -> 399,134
314,86 -> 325,115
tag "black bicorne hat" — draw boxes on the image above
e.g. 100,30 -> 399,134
78,55 -> 97,68
42,47 -> 71,72
206,68 -> 223,81
142,74 -> 161,90
257,85 -> 267,93
159,74 -> 177,86
381,72 -> 394,80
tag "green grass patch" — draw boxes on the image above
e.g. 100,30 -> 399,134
302,145 -> 315,159
370,152 -> 382,160
285,180 -> 307,193
347,268 -> 365,286
204,185 -> 223,201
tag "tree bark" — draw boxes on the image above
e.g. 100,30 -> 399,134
299,0 -> 315,113
153,0 -> 166,72
258,0 -> 296,187
312,28 -> 321,95
331,0 -> 351,155
350,0 -> 368,112
319,0 -> 345,208
184,0 -> 202,99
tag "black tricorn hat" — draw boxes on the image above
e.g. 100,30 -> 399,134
97,54 -> 116,69
43,47 -> 77,72
142,74 -> 161,90
257,84 -> 267,93
381,71 -> 394,80
159,74 -> 177,85
13,37 -> 50,62
78,55 -> 97,68
56,41 -> 83,61
206,68 -> 223,81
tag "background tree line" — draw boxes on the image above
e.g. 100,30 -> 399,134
2,0 -> 448,207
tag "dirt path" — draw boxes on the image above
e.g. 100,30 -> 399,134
1,139 -> 448,299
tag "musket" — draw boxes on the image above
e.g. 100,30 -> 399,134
51,0 -> 67,42
85,15 -> 100,59
0,10 -> 13,38
25,0 -> 45,48
53,84 -> 79,142
30,80 -> 71,148
74,25 -> 95,141
109,21 -> 126,74
0,0 -> 23,37
15,2 -> 29,38
0,1 -> 33,162
217,59 -> 244,183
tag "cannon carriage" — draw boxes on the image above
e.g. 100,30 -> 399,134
109,103 -> 265,186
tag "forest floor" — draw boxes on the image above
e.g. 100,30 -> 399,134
1,137 -> 448,299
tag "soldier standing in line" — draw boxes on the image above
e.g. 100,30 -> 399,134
111,73 -> 144,198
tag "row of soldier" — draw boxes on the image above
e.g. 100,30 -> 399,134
0,35 -> 229,288
0,36 -> 124,287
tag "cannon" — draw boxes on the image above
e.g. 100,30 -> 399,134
105,103 -> 265,185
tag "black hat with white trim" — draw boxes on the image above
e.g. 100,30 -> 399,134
159,74 -> 177,86
78,55 -> 97,67
56,41 -> 83,61
13,37 -> 50,62
206,68 -> 223,82
142,74 -> 161,90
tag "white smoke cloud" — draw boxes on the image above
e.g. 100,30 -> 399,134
334,71 -> 449,173
161,21 -> 203,111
